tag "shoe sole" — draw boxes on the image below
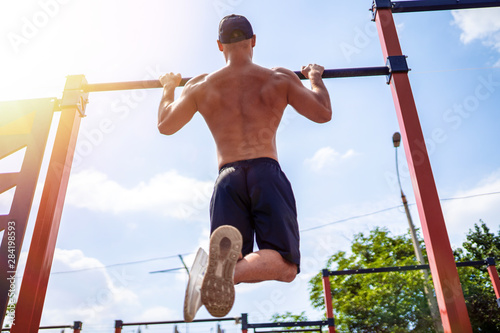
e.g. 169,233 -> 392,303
201,225 -> 242,317
183,248 -> 208,322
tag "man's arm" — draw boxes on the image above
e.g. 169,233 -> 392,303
157,72 -> 198,135
279,64 -> 332,123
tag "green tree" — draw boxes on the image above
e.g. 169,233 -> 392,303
308,227 -> 436,332
270,311 -> 308,323
454,220 -> 500,331
271,311 -> 332,332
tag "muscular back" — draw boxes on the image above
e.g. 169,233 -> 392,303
191,64 -> 289,167
158,45 -> 331,169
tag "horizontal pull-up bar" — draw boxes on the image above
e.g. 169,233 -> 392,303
323,259 -> 491,276
82,66 -> 390,93
115,316 -> 240,329
378,0 -> 500,13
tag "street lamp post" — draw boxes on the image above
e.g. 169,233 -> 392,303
392,132 -> 443,332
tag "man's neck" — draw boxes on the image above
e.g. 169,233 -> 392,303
224,48 -> 253,66
226,57 -> 252,67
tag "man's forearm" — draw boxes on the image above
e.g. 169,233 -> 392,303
309,73 -> 332,111
158,86 -> 175,122
158,72 -> 183,125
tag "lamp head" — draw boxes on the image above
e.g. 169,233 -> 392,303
393,132 -> 401,148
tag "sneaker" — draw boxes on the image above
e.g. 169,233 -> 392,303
183,247 -> 208,322
201,225 -> 242,317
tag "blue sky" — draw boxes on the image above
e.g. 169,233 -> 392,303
1,1 -> 500,332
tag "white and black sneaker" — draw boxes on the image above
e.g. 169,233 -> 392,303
201,225 -> 242,318
183,247 -> 208,322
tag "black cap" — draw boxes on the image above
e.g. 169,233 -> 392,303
218,14 -> 253,44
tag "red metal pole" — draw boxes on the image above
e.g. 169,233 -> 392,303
0,98 -> 56,327
486,258 -> 500,304
321,270 -> 336,333
11,76 -> 87,333
374,7 -> 472,332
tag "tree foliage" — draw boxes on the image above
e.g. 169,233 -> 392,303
308,227 -> 435,332
453,220 -> 500,331
270,311 -> 311,330
307,222 -> 500,332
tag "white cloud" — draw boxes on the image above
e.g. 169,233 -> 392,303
137,306 -> 177,322
65,169 -> 214,220
452,8 -> 500,59
304,147 -> 357,172
41,248 -> 141,327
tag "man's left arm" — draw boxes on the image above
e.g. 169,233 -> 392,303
158,72 -> 198,135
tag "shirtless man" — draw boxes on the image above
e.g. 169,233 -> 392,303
158,14 -> 332,322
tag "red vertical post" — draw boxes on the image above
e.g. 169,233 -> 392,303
373,4 -> 472,332
486,258 -> 500,305
321,270 -> 336,333
0,98 -> 56,327
11,76 -> 88,333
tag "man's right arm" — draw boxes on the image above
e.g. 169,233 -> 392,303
157,73 -> 199,135
277,64 -> 332,123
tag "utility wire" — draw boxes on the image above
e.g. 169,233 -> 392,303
300,190 -> 500,233
300,205 -> 402,233
49,252 -> 193,275
29,190 -> 500,276
411,66 -> 500,74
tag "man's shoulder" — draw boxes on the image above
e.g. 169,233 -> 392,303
270,66 -> 295,76
185,73 -> 209,86
269,67 -> 300,84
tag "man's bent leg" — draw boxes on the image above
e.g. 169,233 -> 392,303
201,225 -> 242,317
234,249 -> 297,284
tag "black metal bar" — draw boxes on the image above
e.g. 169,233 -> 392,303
82,67 -> 390,93
486,257 -> 496,266
255,329 -> 322,333
456,260 -> 487,268
328,264 -> 430,276
73,321 -> 83,330
327,260 -> 488,276
242,313 -> 249,331
391,0 -> 500,13
247,321 -> 328,329
121,316 -> 240,327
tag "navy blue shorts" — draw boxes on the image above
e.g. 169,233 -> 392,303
210,157 -> 300,273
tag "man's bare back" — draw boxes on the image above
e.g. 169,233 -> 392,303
167,64 -> 298,167
158,45 -> 331,168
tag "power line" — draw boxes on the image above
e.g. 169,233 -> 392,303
27,190 -> 500,276
439,190 -> 500,202
411,66 -> 500,74
300,205 -> 402,233
301,190 -> 500,233
49,252 -> 193,275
